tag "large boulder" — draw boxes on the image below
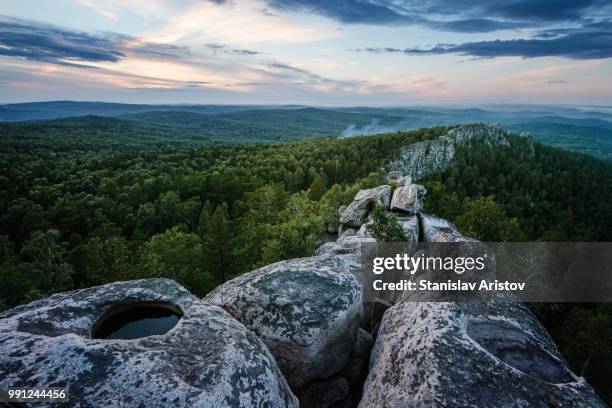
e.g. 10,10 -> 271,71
0,278 -> 297,407
204,255 -> 363,389
390,184 -> 427,214
386,170 -> 403,185
396,215 -> 419,243
360,299 -> 605,407
419,212 -> 461,242
339,185 -> 391,227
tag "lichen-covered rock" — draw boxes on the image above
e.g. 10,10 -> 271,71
316,234 -> 376,259
204,255 -> 363,389
356,221 -> 373,237
390,184 -> 427,214
396,215 -> 419,243
386,170 -> 403,184
361,299 -> 605,407
339,185 -> 391,227
339,225 -> 356,237
419,212 -> 462,242
0,278 -> 297,408
398,175 -> 412,186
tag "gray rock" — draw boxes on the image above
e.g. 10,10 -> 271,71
355,214 -> 374,238
396,215 -> 420,244
297,377 -> 349,408
390,184 -> 427,214
386,171 -> 403,185
356,222 -> 373,238
0,278 -> 297,408
339,185 -> 391,227
339,225 -> 356,237
316,234 -> 376,259
398,175 -> 412,186
204,255 -> 363,389
419,212 -> 461,242
361,299 -> 605,407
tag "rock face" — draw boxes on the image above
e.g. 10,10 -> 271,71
361,299 -> 605,407
396,215 -> 420,243
204,255 -> 363,390
339,185 -> 391,227
0,278 -> 297,407
390,184 -> 427,214
419,212 -> 462,242
386,170 -> 403,184
389,123 -> 511,180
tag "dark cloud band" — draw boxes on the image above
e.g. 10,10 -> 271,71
357,24 -> 612,59
0,16 -> 189,65
263,0 -> 611,32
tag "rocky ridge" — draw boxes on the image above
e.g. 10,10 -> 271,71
388,123 -> 516,180
0,124 -> 601,407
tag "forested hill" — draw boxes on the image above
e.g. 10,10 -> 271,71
2,102 -> 612,159
1,124 -> 611,311
0,108 -> 403,151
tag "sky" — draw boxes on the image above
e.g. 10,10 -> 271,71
0,0 -> 611,105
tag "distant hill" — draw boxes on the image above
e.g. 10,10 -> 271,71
0,101 -> 282,122
1,101 -> 611,159
121,108 -> 402,135
507,122 -> 612,160
0,108 -> 403,151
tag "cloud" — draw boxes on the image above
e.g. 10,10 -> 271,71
148,0 -> 339,45
0,16 -> 191,66
0,16 -> 125,65
205,43 -> 261,56
0,14 -> 365,96
261,0 -> 611,32
355,22 -> 612,59
482,0 -> 605,22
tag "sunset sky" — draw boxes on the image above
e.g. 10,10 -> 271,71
1,0 -> 611,105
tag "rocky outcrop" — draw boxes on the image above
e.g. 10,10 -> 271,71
0,278 -> 297,407
339,185 -> 391,227
356,196 -> 605,407
396,215 -> 420,243
419,212 -> 462,242
388,123 -> 511,180
362,299 -> 605,407
332,170 -> 604,407
204,254 -> 363,390
390,184 -> 427,214
386,171 -> 411,186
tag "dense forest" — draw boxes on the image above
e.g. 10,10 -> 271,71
1,124 -> 611,402
0,126 -> 450,309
